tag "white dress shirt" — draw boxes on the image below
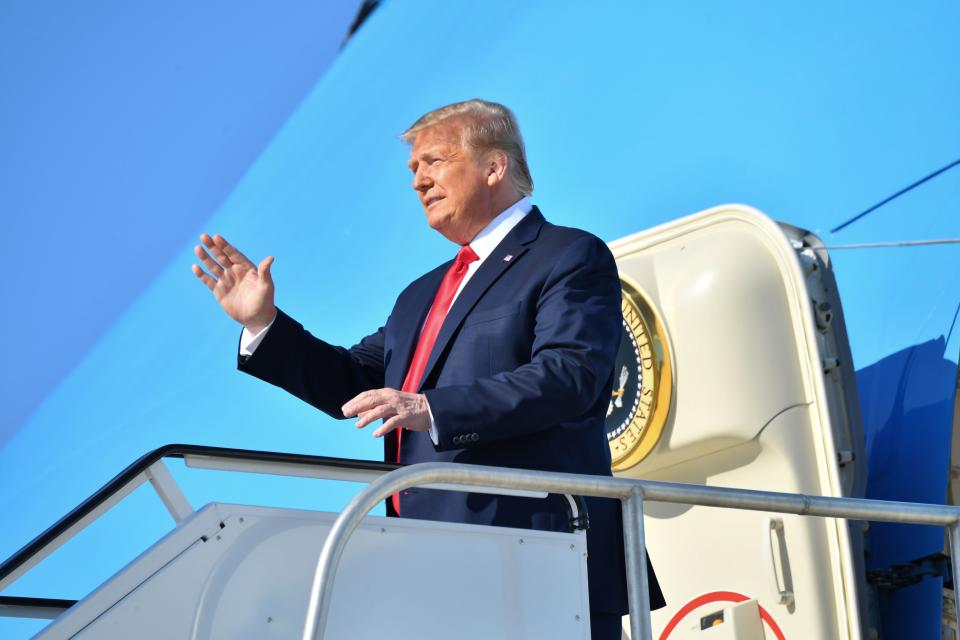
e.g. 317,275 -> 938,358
239,196 -> 533,443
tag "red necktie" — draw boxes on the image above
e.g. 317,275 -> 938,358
393,244 -> 479,514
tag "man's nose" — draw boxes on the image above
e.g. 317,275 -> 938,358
412,168 -> 431,191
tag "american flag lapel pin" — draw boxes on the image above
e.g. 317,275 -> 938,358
503,254 -> 513,262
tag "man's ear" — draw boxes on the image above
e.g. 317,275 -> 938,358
486,150 -> 508,187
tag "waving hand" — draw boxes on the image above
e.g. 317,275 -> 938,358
192,233 -> 277,333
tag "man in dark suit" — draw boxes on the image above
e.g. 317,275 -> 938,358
192,99 -> 663,638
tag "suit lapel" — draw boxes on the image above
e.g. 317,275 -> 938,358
416,208 -> 546,391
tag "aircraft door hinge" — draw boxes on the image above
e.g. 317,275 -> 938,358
867,552 -> 951,591
813,300 -> 833,332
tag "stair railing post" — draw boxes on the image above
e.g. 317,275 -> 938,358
622,485 -> 652,640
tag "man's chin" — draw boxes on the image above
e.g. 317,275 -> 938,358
425,215 -> 463,244
425,210 -> 448,232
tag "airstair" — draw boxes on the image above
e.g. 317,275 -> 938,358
0,446 -> 595,640
2,444 -> 959,639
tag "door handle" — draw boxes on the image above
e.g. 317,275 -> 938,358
766,517 -> 795,606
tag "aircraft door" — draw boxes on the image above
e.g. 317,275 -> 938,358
608,205 -> 863,640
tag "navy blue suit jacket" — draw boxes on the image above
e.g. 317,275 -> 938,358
238,207 -> 664,614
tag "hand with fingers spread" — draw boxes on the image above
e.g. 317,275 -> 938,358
192,233 -> 277,333
342,388 -> 431,438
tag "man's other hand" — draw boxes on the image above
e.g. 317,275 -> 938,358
192,233 -> 277,333
342,388 -> 431,438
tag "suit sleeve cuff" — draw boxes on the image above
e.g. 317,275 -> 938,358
424,387 -> 480,450
239,314 -> 277,356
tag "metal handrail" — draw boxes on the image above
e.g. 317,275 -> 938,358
0,596 -> 77,620
302,462 -> 960,640
0,444 -> 587,609
0,444 -> 402,592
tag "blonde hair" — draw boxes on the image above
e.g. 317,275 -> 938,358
401,99 -> 534,196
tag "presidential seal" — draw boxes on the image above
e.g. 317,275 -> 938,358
605,278 -> 672,471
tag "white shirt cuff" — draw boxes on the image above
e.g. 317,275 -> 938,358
239,316 -> 276,357
427,401 -> 439,445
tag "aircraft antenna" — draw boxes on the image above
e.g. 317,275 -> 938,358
831,157 -> 960,233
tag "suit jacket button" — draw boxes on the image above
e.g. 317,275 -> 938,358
453,436 -> 461,445
471,433 -> 479,442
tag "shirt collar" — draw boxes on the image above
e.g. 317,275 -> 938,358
467,196 -> 533,261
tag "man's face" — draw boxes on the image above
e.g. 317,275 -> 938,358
408,121 -> 494,245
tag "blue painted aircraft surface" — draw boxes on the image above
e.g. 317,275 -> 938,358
1,1 -> 957,637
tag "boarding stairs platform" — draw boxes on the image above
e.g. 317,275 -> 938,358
0,445 -> 595,639
4,444 -> 960,639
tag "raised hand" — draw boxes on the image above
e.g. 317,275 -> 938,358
192,233 -> 277,333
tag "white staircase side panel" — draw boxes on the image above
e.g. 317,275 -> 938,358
37,503 -> 591,640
